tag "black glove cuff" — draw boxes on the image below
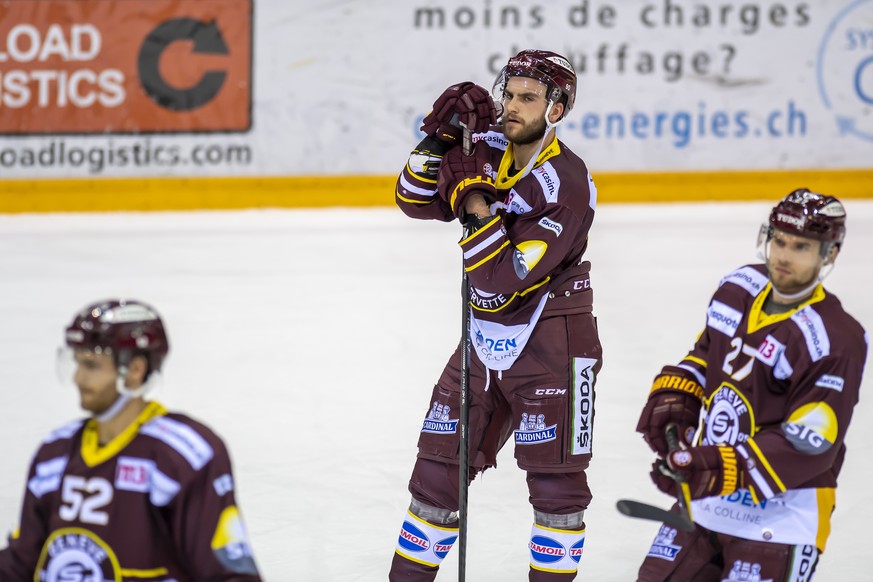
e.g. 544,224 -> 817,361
414,135 -> 454,157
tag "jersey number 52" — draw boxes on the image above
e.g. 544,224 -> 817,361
59,476 -> 113,525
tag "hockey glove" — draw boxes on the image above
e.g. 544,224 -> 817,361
636,367 -> 704,456
421,82 -> 498,145
651,445 -> 744,500
436,140 -> 496,219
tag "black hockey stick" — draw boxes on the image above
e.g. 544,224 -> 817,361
615,424 -> 695,532
664,423 -> 695,525
615,499 -> 695,532
456,123 -> 473,582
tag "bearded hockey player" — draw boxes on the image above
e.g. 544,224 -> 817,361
0,299 -> 261,581
390,49 -> 603,581
635,190 -> 867,581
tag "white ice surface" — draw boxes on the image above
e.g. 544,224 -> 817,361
0,202 -> 870,581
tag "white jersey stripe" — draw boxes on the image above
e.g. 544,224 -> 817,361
44,420 -> 84,444
150,466 -> 182,506
463,230 -> 504,260
399,174 -> 437,197
791,307 -> 830,362
737,444 -> 776,499
721,266 -> 769,296
677,363 -> 706,388
27,456 -> 68,498
141,416 -> 214,470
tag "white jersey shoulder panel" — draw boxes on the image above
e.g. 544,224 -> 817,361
140,416 -> 214,471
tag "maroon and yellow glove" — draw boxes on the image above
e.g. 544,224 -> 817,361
421,82 -> 497,145
636,368 -> 704,456
436,140 -> 496,219
651,445 -> 745,500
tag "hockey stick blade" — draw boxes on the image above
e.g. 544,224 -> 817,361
616,499 -> 695,532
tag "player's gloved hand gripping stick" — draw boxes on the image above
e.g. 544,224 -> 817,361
616,423 -> 696,532
661,423 -> 695,523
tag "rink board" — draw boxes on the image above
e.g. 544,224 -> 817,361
1,168 -> 871,213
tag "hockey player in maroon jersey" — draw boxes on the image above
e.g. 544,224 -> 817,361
635,190 -> 868,581
390,49 -> 602,581
0,299 -> 261,581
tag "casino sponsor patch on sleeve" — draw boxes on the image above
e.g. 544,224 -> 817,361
791,307 -> 830,362
721,266 -> 769,296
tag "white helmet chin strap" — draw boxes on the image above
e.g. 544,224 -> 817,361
94,367 -> 160,423
770,280 -> 820,303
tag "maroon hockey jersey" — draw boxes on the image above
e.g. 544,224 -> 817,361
677,264 -> 868,550
396,130 -> 597,370
0,401 -> 261,581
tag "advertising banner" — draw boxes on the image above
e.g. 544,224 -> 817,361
0,0 -> 251,134
0,0 -> 870,210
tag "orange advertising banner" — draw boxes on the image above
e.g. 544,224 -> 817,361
0,0 -> 252,134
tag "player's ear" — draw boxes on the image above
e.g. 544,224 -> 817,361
823,244 -> 839,266
125,355 -> 148,388
549,102 -> 564,124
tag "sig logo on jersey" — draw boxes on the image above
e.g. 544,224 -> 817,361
398,520 -> 430,553
529,535 -> 566,564
36,528 -> 120,582
514,412 -> 557,445
782,402 -> 838,455
211,506 -> 259,575
421,402 -> 458,435
703,383 -> 754,446
646,525 -> 682,562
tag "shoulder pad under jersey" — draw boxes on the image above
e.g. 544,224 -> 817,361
719,264 -> 769,297
43,419 -> 85,445
140,415 -> 215,471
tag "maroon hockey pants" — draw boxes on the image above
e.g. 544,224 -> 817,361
390,312 -> 602,581
637,516 -> 820,581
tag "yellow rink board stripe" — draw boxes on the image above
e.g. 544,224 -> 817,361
0,169 -> 871,213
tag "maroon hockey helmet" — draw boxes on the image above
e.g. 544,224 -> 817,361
65,299 -> 169,376
768,188 -> 847,248
493,49 -> 577,118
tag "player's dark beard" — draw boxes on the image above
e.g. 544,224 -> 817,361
508,116 -> 548,145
